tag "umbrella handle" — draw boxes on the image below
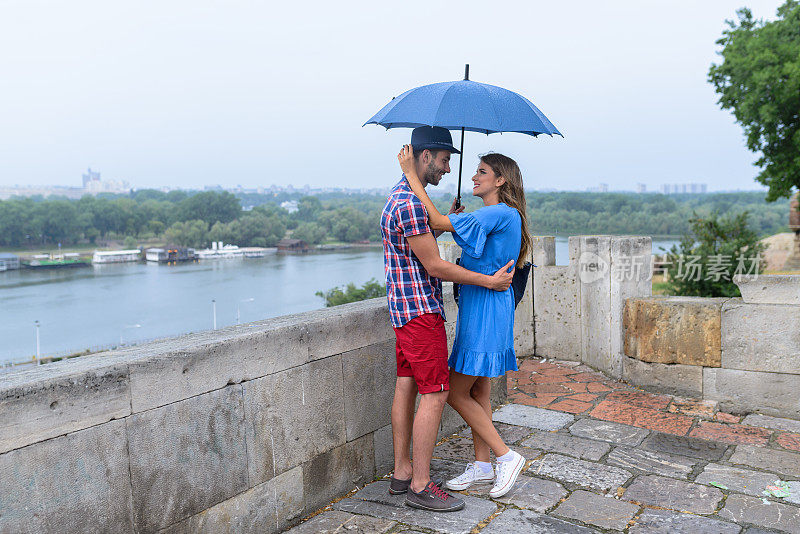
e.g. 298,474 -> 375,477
455,126 -> 465,209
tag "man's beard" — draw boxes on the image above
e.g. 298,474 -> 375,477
424,161 -> 442,186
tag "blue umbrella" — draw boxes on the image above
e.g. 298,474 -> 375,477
364,65 -> 562,206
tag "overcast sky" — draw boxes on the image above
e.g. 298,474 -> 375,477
0,0 -> 786,192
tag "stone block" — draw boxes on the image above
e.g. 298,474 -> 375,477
434,437 -> 477,462
533,265 -> 581,361
621,355 -> 703,397
373,424 -> 393,476
639,431 -> 727,461
126,385 -> 249,532
342,340 -> 395,441
520,430 -> 611,461
284,510 -> 396,534
729,444 -> 800,478
0,358 -> 131,454
482,508 -> 599,534
0,419 -> 134,533
243,356 -> 346,482
568,418 -> 650,446
530,453 -> 632,492
126,299 -> 393,413
734,274 -> 800,305
490,374 -> 507,407
553,489 -> 639,531
439,403 -> 466,440
334,480 -> 496,534
165,466 -> 304,534
531,235 -> 556,267
704,367 -> 800,419
624,475 -> 723,514
623,296 -> 725,366
302,434 -> 375,513
610,236 -> 652,379
695,463 -> 777,497
492,475 -> 567,511
576,236 -> 614,375
719,494 -> 800,534
629,509 -> 742,534
607,446 -> 698,479
492,405 -> 574,430
741,413 -> 800,433
721,300 -> 800,374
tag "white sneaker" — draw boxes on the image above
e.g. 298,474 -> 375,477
489,450 -> 525,498
445,462 -> 495,491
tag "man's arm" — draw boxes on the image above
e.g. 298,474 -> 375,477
407,232 -> 513,291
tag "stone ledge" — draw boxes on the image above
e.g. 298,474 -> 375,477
734,274 -> 800,305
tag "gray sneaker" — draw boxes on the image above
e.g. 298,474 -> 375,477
405,481 -> 465,512
389,476 -> 444,495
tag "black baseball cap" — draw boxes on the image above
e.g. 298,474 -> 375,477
411,126 -> 461,154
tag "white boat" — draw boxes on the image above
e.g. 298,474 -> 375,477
196,242 -> 245,260
92,249 -> 141,264
240,247 -> 277,258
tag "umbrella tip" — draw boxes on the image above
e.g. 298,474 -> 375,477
464,64 -> 469,81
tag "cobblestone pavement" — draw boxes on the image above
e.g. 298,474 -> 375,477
285,359 -> 800,533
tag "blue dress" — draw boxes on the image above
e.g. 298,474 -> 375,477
447,203 -> 521,377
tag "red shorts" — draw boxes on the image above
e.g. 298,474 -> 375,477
393,313 -> 449,394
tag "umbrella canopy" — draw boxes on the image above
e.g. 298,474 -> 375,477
364,66 -> 562,205
364,79 -> 562,137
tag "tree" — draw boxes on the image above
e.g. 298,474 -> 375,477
708,1 -> 800,201
292,222 -> 326,245
665,211 -> 766,297
315,278 -> 385,307
164,220 -> 209,248
177,191 -> 241,225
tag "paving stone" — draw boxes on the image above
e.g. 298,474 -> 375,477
640,431 -> 727,461
716,412 -> 742,424
624,474 -> 723,514
284,510 -> 395,534
548,398 -> 594,414
741,414 -> 800,433
695,463 -> 778,497
529,453 -> 632,492
719,494 -> 800,534
605,390 -> 672,410
606,446 -> 697,479
492,404 -> 574,431
777,432 -> 800,452
730,445 -> 800,478
481,508 -> 600,534
521,430 -> 611,461
744,529 -> 784,534
552,489 -> 638,530
568,418 -> 650,446
590,400 -> 693,435
458,422 -> 532,445
785,481 -> 800,505
668,397 -> 718,418
333,481 -> 496,534
433,437 -> 477,462
430,458 -> 467,483
690,421 -> 771,446
629,508 -> 742,534
491,475 -> 567,511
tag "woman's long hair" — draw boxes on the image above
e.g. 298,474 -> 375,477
480,153 -> 531,268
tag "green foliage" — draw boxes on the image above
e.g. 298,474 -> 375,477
708,1 -> 800,201
123,236 -> 138,249
292,222 -> 327,245
164,220 -> 209,248
665,211 -> 766,297
315,278 -> 385,307
177,191 -> 241,225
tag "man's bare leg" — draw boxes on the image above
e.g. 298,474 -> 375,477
409,389 -> 448,493
391,376 -> 418,480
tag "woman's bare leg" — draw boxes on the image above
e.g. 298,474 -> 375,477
447,370 -> 510,460
470,376 -> 495,462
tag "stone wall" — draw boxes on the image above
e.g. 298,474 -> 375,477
622,275 -> 800,418
0,270 -> 517,533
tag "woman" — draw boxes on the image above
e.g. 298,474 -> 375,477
398,145 -> 532,499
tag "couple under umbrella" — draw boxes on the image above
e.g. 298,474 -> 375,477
368,66 -> 562,511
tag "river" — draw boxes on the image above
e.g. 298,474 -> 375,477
0,237 -> 678,366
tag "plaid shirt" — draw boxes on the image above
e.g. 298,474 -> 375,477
381,178 -> 444,327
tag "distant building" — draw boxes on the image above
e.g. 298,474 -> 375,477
280,200 -> 299,213
276,239 -> 309,253
82,167 -> 131,194
0,253 -> 20,271
82,167 -> 101,188
586,183 -> 609,193
636,183 -> 647,193
660,183 -> 708,194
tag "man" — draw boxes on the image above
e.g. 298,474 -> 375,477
380,126 -> 514,512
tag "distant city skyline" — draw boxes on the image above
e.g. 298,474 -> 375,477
0,0 -> 785,193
